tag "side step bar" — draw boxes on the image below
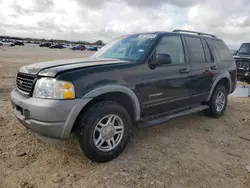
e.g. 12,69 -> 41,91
138,105 -> 209,128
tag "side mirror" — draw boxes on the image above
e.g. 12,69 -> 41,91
156,54 -> 172,65
233,51 -> 238,56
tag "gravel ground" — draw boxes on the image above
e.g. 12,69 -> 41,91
1,45 -> 250,188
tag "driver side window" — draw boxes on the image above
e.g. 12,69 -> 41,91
156,36 -> 185,64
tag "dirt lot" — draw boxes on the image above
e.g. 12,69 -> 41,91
1,44 -> 250,188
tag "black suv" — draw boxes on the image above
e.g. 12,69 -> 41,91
49,44 -> 64,49
39,42 -> 51,47
234,43 -> 250,83
10,30 -> 237,162
14,41 -> 24,46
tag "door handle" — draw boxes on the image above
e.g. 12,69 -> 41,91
179,68 -> 189,73
210,65 -> 218,70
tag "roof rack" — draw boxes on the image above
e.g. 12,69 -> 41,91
173,29 -> 216,38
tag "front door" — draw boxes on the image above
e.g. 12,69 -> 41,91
140,35 -> 192,117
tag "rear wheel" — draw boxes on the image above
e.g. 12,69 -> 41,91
78,101 -> 132,162
206,85 -> 228,117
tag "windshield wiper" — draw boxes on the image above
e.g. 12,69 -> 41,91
105,57 -> 132,61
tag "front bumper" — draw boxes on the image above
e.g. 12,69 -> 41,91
10,89 -> 91,140
237,70 -> 250,80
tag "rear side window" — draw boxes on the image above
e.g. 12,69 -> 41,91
201,39 -> 213,62
185,37 -> 205,63
214,40 -> 232,62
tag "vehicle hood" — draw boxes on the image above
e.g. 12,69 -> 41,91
19,58 -> 129,77
234,54 -> 250,59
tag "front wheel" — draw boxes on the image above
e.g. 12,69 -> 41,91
78,102 -> 132,163
206,85 -> 228,117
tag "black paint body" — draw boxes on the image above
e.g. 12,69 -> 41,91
52,32 -> 237,118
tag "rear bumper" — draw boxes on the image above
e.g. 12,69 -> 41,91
10,89 -> 91,140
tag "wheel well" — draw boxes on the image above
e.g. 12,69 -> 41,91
217,78 -> 230,94
72,92 -> 136,132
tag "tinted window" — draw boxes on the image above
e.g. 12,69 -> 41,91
201,39 -> 213,62
214,40 -> 232,61
156,36 -> 185,64
238,43 -> 250,55
186,37 -> 205,63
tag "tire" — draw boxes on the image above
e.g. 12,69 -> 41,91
78,101 -> 132,163
206,85 -> 228,117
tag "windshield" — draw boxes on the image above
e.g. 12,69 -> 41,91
238,43 -> 250,55
92,34 -> 157,61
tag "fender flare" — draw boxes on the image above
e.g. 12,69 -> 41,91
206,73 -> 232,102
82,85 -> 141,121
61,85 -> 141,139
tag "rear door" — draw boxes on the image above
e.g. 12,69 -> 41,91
184,36 -> 218,104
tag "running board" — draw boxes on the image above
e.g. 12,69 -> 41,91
138,105 -> 209,128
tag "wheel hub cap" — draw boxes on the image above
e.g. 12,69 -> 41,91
215,91 -> 225,112
93,114 -> 124,152
101,124 -> 115,140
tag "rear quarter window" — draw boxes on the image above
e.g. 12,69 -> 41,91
213,40 -> 233,62
201,39 -> 213,62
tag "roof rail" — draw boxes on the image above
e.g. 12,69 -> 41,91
173,29 -> 216,38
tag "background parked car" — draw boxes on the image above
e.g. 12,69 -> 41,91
49,44 -> 64,49
0,42 -> 3,46
14,41 -> 24,46
72,44 -> 86,51
234,42 -> 250,83
87,46 -> 98,51
63,44 -> 74,48
39,43 -> 51,47
10,43 -> 15,46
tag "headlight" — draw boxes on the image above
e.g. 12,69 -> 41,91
33,78 -> 75,99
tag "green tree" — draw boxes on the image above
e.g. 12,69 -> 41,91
94,40 -> 103,45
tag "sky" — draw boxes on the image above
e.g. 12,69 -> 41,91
0,0 -> 250,49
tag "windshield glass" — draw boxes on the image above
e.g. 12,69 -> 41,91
238,43 -> 250,55
92,34 -> 157,61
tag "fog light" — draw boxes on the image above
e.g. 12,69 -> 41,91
245,73 -> 248,76
23,109 -> 30,118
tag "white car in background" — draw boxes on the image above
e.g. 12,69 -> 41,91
63,44 -> 75,48
0,41 -> 14,46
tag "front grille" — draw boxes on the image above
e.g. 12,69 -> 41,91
16,73 -> 36,95
236,59 -> 250,67
236,59 -> 250,74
